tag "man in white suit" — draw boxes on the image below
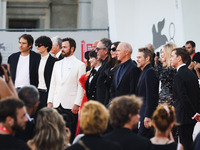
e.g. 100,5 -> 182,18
47,37 -> 86,143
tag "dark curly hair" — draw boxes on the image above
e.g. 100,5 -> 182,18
35,36 -> 52,52
109,95 -> 142,128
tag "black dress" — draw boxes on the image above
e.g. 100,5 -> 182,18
155,61 -> 176,105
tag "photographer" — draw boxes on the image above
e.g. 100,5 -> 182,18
0,52 -> 18,99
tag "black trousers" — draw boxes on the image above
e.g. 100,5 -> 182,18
138,121 -> 154,139
56,104 -> 78,144
38,89 -> 48,110
177,123 -> 195,150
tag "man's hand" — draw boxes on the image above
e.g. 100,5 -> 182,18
71,104 -> 80,114
144,117 -> 152,128
47,102 -> 53,108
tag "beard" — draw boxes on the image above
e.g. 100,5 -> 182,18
61,49 -> 72,57
12,119 -> 26,132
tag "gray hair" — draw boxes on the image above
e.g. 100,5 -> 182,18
120,42 -> 133,54
18,85 -> 39,108
100,38 -> 112,50
51,36 -> 62,49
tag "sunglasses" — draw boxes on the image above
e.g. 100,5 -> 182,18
35,44 -> 43,47
96,47 -> 106,51
111,47 -> 116,51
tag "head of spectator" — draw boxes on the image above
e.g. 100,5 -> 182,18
89,50 -> 101,69
96,38 -> 112,61
18,34 -> 34,54
84,51 -> 91,71
185,40 -> 196,56
61,38 -> 76,58
111,41 -> 120,59
161,42 -> 177,67
28,107 -> 69,150
116,42 -> 132,64
18,85 -> 39,117
35,36 -> 52,57
80,101 -> 109,135
170,47 -> 190,69
0,98 -> 28,134
146,43 -> 154,54
152,103 -> 175,135
51,36 -> 62,55
92,40 -> 99,51
109,95 -> 142,130
137,47 -> 153,70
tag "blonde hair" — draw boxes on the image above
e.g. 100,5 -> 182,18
80,101 -> 109,135
162,42 -> 177,67
31,108 -> 68,150
152,103 -> 175,132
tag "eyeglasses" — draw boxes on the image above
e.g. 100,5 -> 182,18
96,47 -> 106,51
35,44 -> 43,47
111,47 -> 116,51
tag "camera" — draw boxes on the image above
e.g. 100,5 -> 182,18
156,52 -> 160,57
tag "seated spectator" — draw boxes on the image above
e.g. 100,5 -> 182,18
15,85 -> 40,142
150,103 -> 183,150
0,98 -> 29,149
27,107 -> 70,150
104,95 -> 152,150
67,101 -> 121,150
0,52 -> 18,99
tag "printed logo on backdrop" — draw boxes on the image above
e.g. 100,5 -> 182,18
81,40 -> 93,62
0,43 -> 6,51
152,18 -> 175,50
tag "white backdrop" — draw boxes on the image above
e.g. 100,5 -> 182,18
107,0 -> 200,60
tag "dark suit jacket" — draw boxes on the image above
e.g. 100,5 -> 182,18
8,51 -> 41,87
111,59 -> 141,98
193,132 -> 200,150
173,65 -> 200,125
66,134 -> 121,150
96,57 -> 113,105
136,64 -> 159,120
104,128 -> 152,150
85,68 -> 100,100
41,55 -> 58,92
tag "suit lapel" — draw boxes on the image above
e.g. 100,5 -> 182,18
116,61 -> 132,88
13,52 -> 20,82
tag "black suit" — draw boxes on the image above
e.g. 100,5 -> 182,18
104,128 -> 152,150
193,132 -> 200,150
173,65 -> 200,150
8,51 -> 40,87
37,55 -> 58,109
136,64 -> 159,138
111,59 -> 141,98
96,57 -> 113,105
85,68 -> 100,100
66,134 -> 121,150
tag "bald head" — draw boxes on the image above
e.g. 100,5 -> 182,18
117,42 -> 132,63
92,40 -> 99,50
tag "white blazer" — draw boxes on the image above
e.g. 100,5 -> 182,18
47,55 -> 86,109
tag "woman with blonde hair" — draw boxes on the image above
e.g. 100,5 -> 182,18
155,42 -> 177,105
67,101 -> 120,150
151,104 -> 184,150
27,107 -> 70,150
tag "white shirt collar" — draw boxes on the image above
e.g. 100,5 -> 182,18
177,64 -> 186,71
56,50 -> 62,58
63,55 -> 74,62
95,65 -> 101,71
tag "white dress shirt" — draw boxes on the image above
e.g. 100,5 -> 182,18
38,54 -> 49,90
15,54 -> 30,88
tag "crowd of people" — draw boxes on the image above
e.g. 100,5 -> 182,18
0,33 -> 200,150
